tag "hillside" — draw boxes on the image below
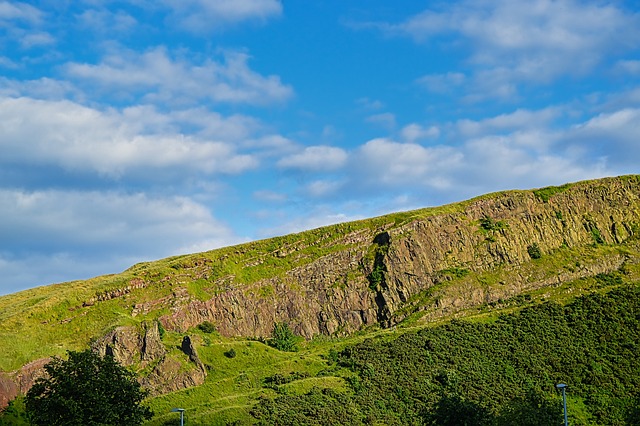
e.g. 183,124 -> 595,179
1,175 -> 640,424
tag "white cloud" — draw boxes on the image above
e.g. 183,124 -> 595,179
366,112 -> 396,129
457,107 -> 561,137
356,97 -> 384,110
0,188 -> 243,293
256,208 -> 362,240
569,108 -> 640,168
253,190 -> 287,203
353,138 -> 462,188
65,47 -> 293,106
377,0 -> 640,99
615,60 -> 640,76
75,8 -> 138,34
162,0 -> 282,32
417,72 -> 465,93
401,123 -> 440,143
0,96 -> 259,178
277,145 -> 348,172
0,1 -> 42,23
304,180 -> 343,198
0,77 -> 80,100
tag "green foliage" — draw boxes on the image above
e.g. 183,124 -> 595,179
197,321 -> 216,334
268,322 -> 299,352
533,183 -> 572,203
366,234 -> 390,291
367,264 -> 385,291
0,396 -> 29,425
24,349 -> 153,426
251,388 -> 364,425
263,371 -> 310,389
252,284 -> 640,425
223,348 -> 236,358
591,228 -> 605,245
527,242 -> 542,259
494,389 -> 563,426
479,216 -> 507,231
425,393 -> 493,426
440,267 -> 470,279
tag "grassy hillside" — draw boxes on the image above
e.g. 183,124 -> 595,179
1,175 -> 640,424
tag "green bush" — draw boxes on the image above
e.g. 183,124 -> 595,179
197,321 -> 216,334
527,243 -> 542,259
268,322 -> 299,352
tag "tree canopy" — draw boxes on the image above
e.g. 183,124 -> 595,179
25,349 -> 153,426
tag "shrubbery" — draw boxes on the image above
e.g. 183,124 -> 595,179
252,284 -> 640,425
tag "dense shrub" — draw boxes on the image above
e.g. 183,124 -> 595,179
197,321 -> 216,333
268,322 -> 299,352
252,284 -> 640,425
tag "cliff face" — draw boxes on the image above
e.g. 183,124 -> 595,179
2,176 -> 639,410
157,176 -> 640,338
91,322 -> 207,395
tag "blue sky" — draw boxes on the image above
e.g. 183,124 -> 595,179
1,0 -> 640,295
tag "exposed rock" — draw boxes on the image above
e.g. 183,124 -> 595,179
159,176 -> 640,338
181,335 -> 205,370
141,322 -> 166,362
141,355 -> 206,396
0,357 -> 50,410
90,322 -> 205,396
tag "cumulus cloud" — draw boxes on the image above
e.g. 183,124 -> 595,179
162,0 -> 282,32
304,180 -> 344,198
417,72 -> 465,94
0,1 -> 42,24
65,47 -> 293,105
366,112 -> 396,129
569,108 -> 640,168
353,138 -> 462,188
457,108 -> 561,137
277,145 -> 348,172
0,96 -> 258,178
75,8 -> 138,34
0,188 -> 243,293
376,0 -> 640,99
0,1 -> 53,49
401,123 -> 440,143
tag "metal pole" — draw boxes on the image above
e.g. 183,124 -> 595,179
171,408 -> 185,426
556,384 -> 568,426
180,410 -> 184,426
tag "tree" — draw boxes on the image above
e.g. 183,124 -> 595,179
268,322 -> 299,352
25,349 -> 153,426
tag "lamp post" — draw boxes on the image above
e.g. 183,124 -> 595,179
171,408 -> 185,426
556,384 -> 568,426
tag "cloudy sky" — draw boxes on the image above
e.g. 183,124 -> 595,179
1,0 -> 639,295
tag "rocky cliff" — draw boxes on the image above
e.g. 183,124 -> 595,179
152,176 -> 640,338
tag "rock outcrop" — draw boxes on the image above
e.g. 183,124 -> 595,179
92,322 -> 206,395
157,176 -> 640,338
0,358 -> 50,410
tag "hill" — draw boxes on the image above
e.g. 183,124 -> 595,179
1,175 -> 640,424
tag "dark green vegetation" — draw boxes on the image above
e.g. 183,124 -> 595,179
268,322 -> 300,352
25,350 -> 152,425
251,284 -> 640,425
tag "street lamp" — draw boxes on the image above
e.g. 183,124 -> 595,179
556,384 -> 568,426
171,408 -> 185,426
